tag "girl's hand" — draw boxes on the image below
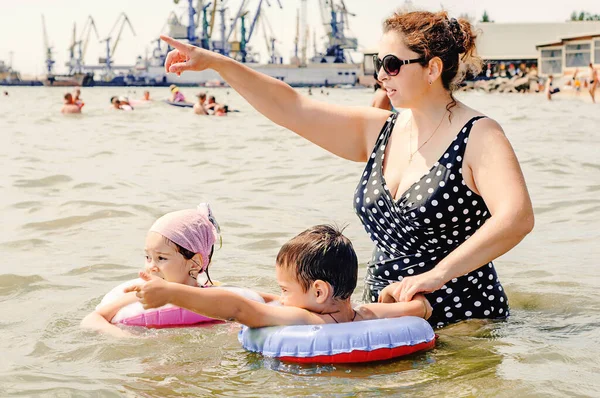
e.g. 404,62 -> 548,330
124,271 -> 172,309
378,270 -> 445,303
160,35 -> 221,75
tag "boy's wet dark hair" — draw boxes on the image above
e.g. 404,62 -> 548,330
276,225 -> 358,300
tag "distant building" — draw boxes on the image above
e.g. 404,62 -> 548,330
475,21 -> 600,65
536,33 -> 600,76
360,49 -> 377,87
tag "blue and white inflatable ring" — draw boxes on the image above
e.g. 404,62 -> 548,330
239,316 -> 436,364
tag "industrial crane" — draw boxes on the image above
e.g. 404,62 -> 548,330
41,14 -> 55,74
259,4 -> 281,64
67,17 -> 100,74
162,0 -> 281,60
317,0 -> 357,63
229,0 -> 282,62
99,13 -> 136,75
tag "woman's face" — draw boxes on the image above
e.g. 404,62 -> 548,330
376,31 -> 429,108
144,232 -> 195,285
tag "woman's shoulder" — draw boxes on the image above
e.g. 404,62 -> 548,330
456,105 -> 503,136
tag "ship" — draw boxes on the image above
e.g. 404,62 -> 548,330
0,59 -> 43,86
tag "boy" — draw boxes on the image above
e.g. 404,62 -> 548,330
126,225 -> 431,327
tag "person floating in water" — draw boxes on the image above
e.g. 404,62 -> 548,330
110,96 -> 133,111
170,84 -> 186,103
61,92 -> 82,114
3,91 -> 8,96
205,95 -> 218,112
213,104 -> 228,116
73,87 -> 84,108
194,92 -> 209,115
142,90 -> 151,101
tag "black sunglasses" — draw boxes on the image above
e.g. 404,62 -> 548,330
373,54 -> 426,76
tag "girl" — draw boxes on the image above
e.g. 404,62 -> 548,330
81,204 -> 220,337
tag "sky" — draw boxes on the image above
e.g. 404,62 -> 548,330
1,0 -> 599,77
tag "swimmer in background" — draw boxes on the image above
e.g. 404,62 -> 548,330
194,92 -> 209,115
142,90 -> 151,101
170,84 -> 186,102
126,225 -> 432,328
110,96 -> 133,111
73,87 -> 84,108
589,63 -> 598,103
205,95 -> 218,113
213,104 -> 229,116
545,75 -> 560,101
61,93 -> 82,114
81,204 -> 221,337
3,91 -> 9,96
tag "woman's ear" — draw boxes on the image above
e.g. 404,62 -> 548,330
313,280 -> 332,304
428,56 -> 444,84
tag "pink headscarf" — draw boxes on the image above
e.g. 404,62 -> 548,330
149,203 -> 220,270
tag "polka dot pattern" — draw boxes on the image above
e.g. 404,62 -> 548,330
353,114 -> 509,328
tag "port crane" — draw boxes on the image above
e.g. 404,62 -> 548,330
99,13 -> 136,76
41,14 -> 55,74
317,0 -> 357,63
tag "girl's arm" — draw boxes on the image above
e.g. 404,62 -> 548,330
80,292 -> 137,338
161,35 -> 391,162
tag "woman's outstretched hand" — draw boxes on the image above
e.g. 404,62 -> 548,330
378,270 -> 445,303
161,35 -> 220,75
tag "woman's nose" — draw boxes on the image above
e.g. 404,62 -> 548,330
377,67 -> 389,82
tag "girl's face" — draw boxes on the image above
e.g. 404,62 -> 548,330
376,31 -> 430,108
144,232 -> 197,285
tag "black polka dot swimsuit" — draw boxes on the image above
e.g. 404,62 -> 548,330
353,113 -> 509,328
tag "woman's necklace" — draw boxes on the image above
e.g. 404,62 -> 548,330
408,110 -> 448,163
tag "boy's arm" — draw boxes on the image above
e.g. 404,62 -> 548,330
356,295 -> 432,321
255,291 -> 280,303
80,292 -> 137,338
126,272 -> 323,328
168,283 -> 323,328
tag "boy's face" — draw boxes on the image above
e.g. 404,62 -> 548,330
276,264 -> 316,309
144,231 -> 193,284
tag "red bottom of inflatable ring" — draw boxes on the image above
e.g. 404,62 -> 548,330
278,336 -> 437,364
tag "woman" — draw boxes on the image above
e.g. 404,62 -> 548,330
159,10 -> 534,327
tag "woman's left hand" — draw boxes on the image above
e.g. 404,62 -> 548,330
379,270 -> 446,303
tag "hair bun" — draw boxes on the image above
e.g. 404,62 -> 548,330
449,18 -> 466,53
